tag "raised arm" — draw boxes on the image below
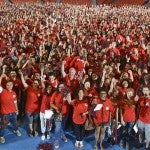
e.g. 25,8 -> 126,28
19,70 -> 28,88
100,68 -> 106,87
61,60 -> 67,78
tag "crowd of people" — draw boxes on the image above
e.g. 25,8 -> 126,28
0,2 -> 149,150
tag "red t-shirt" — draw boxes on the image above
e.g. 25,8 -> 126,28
25,86 -> 42,113
46,79 -> 58,88
40,93 -> 52,113
7,78 -> 22,98
72,99 -> 89,125
120,100 -> 136,122
83,88 -> 98,98
111,102 -> 118,119
50,91 -> 70,116
93,98 -> 113,125
139,97 -> 150,124
0,87 -> 17,114
70,56 -> 85,72
64,75 -> 79,95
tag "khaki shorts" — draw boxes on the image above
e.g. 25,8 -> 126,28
138,120 -> 150,142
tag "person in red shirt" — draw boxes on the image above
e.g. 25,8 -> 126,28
46,72 -> 59,89
19,71 -> 43,137
119,88 -> 136,150
7,70 -> 23,120
108,88 -> 122,144
83,80 -> 98,100
92,89 -> 112,150
40,84 -> 53,141
50,83 -> 70,149
137,86 -> 150,150
0,74 -> 21,144
67,88 -> 89,148
61,62 -> 79,97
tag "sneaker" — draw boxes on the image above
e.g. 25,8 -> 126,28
54,140 -> 59,149
0,137 -> 5,143
29,131 -> 33,137
34,131 -> 38,137
61,134 -> 67,142
13,130 -> 21,136
75,140 -> 79,147
79,141 -> 84,148
41,135 -> 45,141
126,142 -> 130,150
120,139 -> 124,148
47,134 -> 50,140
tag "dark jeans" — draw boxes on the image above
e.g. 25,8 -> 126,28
73,122 -> 85,141
120,122 -> 135,142
61,116 -> 68,134
0,113 -> 18,137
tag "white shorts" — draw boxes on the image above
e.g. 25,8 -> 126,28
138,120 -> 150,142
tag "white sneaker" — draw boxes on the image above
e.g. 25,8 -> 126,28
41,135 -> 45,141
79,141 -> 84,148
13,130 -> 21,136
61,134 -> 67,142
54,140 -> 59,149
47,134 -> 50,140
0,137 -> 5,143
75,140 -> 79,147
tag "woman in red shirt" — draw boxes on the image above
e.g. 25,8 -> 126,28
120,88 -> 136,150
67,88 -> 89,148
92,89 -> 112,150
40,84 -> 53,141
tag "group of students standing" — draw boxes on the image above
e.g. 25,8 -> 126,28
0,2 -> 149,150
0,59 -> 149,150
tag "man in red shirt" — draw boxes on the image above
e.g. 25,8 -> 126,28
137,86 -> 150,150
19,71 -> 43,137
61,61 -> 79,97
0,74 -> 21,144
50,83 -> 70,149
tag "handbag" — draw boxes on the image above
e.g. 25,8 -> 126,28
54,112 -> 62,122
44,110 -> 54,119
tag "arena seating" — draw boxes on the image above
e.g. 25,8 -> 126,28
11,0 -> 38,3
113,0 -> 145,6
103,0 -> 114,4
4,0 -> 147,6
96,0 -> 106,5
43,0 -> 56,2
61,0 -> 92,6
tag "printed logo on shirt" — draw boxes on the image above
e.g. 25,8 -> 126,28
84,103 -> 88,107
13,95 -> 16,98
106,107 -> 109,110
0,86 -> 3,93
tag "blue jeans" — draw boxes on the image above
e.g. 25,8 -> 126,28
54,116 -> 68,140
0,113 -> 18,137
